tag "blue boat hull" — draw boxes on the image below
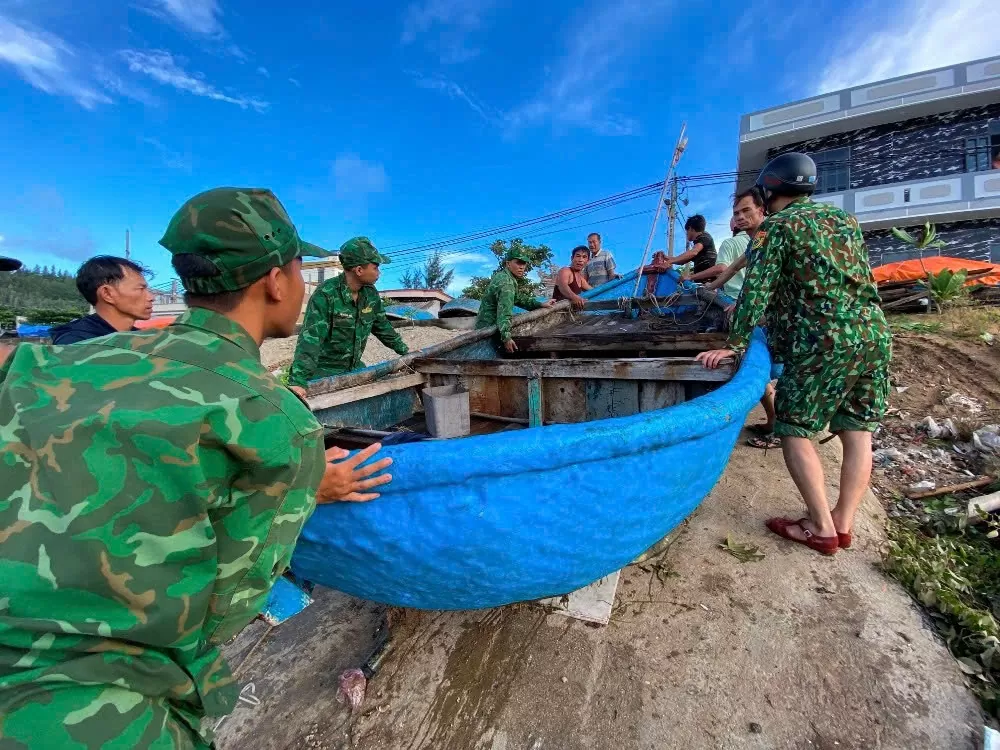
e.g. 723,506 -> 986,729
290,321 -> 771,610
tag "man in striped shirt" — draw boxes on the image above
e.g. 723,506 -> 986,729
583,232 -> 621,288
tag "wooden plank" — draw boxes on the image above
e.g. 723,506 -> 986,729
583,295 -> 701,311
307,372 -> 426,411
543,378 -> 587,424
512,333 -> 727,354
527,377 -> 544,428
585,380 -> 639,420
497,376 -> 528,420
412,357 -> 734,382
306,301 -> 570,397
638,381 -> 685,412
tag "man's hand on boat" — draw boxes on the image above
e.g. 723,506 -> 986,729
318,443 -> 393,503
289,385 -> 308,402
503,339 -> 519,353
696,349 -> 737,370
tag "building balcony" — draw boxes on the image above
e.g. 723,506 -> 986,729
813,170 -> 1000,229
738,55 -> 1000,178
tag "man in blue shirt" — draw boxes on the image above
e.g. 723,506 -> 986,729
51,256 -> 154,344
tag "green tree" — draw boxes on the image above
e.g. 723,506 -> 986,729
461,238 -> 554,300
398,250 -> 455,291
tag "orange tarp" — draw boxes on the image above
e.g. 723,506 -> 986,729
135,317 -> 174,329
873,256 -> 1000,287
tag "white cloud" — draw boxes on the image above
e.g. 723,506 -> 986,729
506,0 -> 671,136
445,251 -> 492,266
0,15 -> 111,109
257,65 -> 269,77
816,0 -> 1000,94
332,154 -> 389,201
288,76 -> 301,88
446,271 -> 474,295
121,50 -> 268,111
401,0 -> 494,64
141,136 -> 192,173
147,0 -> 224,37
408,71 -> 500,124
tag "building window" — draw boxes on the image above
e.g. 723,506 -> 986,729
811,147 -> 850,194
967,122 -> 1000,172
317,268 -> 325,283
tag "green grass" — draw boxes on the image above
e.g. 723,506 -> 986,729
885,507 -> 1000,717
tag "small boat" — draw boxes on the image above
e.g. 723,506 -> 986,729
291,269 -> 771,610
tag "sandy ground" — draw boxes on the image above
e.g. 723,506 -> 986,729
259,326 -> 460,373
217,417 -> 983,750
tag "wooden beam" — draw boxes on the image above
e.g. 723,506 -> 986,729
307,372 -> 426,411
583,295 -> 702,311
511,332 -> 727,353
527,377 -> 544,427
411,357 -> 734,382
305,301 -> 571,397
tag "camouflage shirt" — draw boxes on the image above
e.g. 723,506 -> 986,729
728,199 -> 888,362
287,274 -> 408,387
0,308 -> 326,743
474,269 -> 544,343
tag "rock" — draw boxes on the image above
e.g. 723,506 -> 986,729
943,393 -> 984,415
973,425 -> 1000,455
750,722 -> 763,734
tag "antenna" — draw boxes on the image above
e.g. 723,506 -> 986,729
125,229 -> 131,260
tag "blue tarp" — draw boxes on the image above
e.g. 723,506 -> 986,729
16,324 -> 52,338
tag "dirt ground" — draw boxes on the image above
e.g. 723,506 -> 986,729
872,310 -> 1000,503
218,420 -> 984,750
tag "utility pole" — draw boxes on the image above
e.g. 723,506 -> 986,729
666,177 -> 678,258
631,123 -> 688,298
125,229 -> 131,260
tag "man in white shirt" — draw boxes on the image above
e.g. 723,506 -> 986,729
685,217 -> 749,297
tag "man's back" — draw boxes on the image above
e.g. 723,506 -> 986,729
50,312 -> 129,344
747,199 -> 886,357
0,308 -> 325,745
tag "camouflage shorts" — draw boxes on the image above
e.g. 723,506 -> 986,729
773,340 -> 891,439
0,683 -> 210,749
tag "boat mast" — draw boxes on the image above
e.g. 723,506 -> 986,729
631,123 -> 687,299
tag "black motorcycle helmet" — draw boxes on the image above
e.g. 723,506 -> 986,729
0,257 -> 22,272
755,152 -> 817,211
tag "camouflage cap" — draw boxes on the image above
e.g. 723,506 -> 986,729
0,256 -> 22,272
505,247 -> 533,266
339,237 -> 390,269
159,187 -> 334,294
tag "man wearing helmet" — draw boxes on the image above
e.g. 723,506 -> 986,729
697,152 -> 891,556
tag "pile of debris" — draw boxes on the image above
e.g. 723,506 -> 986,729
877,270 -> 999,313
872,390 -> 999,521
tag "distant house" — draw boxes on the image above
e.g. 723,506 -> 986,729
378,288 -> 453,317
737,53 -> 1000,265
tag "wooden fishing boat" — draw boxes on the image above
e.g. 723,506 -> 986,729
290,269 -> 772,610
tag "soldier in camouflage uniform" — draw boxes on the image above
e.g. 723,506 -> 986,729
475,247 -> 555,353
287,237 -> 407,399
0,188 -> 393,748
698,153 -> 891,556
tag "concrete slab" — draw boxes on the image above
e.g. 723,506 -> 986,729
217,428 -> 983,750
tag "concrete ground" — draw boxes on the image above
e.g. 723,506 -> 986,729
218,421 -> 984,750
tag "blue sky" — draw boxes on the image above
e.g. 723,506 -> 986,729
0,0 -> 996,295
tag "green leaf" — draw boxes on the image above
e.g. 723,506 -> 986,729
891,227 -> 916,245
719,535 -> 765,563
958,657 -> 984,675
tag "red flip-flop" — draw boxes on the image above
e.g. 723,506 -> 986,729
838,532 -> 852,549
766,517 -> 839,556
